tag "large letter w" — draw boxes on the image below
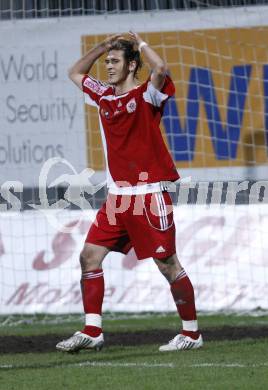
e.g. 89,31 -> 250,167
163,65 -> 252,161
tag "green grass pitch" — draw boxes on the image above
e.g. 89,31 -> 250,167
0,313 -> 268,390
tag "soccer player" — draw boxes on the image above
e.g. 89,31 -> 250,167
56,32 -> 203,352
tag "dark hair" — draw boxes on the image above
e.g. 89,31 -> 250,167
109,39 -> 142,77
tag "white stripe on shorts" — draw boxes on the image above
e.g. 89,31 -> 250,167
159,192 -> 168,229
155,193 -> 164,230
156,193 -> 167,230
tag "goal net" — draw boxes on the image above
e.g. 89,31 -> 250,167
0,1 -> 268,324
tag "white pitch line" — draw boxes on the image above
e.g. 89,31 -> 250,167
73,362 -> 174,368
0,361 -> 174,370
1,362 -> 268,370
190,363 -> 268,368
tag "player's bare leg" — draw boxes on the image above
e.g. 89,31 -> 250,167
153,253 -> 183,282
154,253 -> 203,351
56,243 -> 109,352
80,242 -> 109,272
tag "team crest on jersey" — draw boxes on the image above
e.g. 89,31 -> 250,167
101,108 -> 110,118
126,98 -> 137,113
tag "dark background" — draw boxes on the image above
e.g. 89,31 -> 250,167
1,0 -> 268,20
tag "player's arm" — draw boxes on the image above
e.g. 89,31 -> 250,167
68,34 -> 122,90
128,31 -> 167,91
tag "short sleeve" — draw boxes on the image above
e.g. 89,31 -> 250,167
142,75 -> 175,108
82,75 -> 109,107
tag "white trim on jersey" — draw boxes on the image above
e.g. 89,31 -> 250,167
97,116 -> 116,189
108,182 -> 162,195
143,82 -> 169,107
99,85 -> 140,102
108,180 -> 178,195
100,93 -> 129,101
84,93 -> 98,107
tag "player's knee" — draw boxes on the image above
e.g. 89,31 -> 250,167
157,262 -> 172,281
154,254 -> 182,282
79,245 -> 102,271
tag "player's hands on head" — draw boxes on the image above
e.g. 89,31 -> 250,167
101,34 -> 123,51
100,31 -> 145,52
128,31 -> 143,46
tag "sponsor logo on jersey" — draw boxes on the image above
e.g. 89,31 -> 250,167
126,98 -> 137,113
84,78 -> 107,95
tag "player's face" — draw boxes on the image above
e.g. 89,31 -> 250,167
105,50 -> 130,85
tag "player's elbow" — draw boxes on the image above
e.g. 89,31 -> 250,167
67,68 -> 83,90
68,67 -> 75,80
154,61 -> 168,77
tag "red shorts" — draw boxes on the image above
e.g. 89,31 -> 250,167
85,192 -> 176,260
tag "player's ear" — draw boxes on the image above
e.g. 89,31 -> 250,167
128,60 -> 136,73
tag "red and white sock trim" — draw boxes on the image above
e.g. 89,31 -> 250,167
174,269 -> 187,282
82,270 -> 104,280
182,320 -> 198,332
85,313 -> 102,328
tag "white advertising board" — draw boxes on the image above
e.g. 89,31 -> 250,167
0,21 -> 88,187
1,204 -> 267,314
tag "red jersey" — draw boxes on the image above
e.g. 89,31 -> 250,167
82,74 -> 179,189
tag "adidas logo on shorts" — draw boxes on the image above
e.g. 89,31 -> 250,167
156,245 -> 166,253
